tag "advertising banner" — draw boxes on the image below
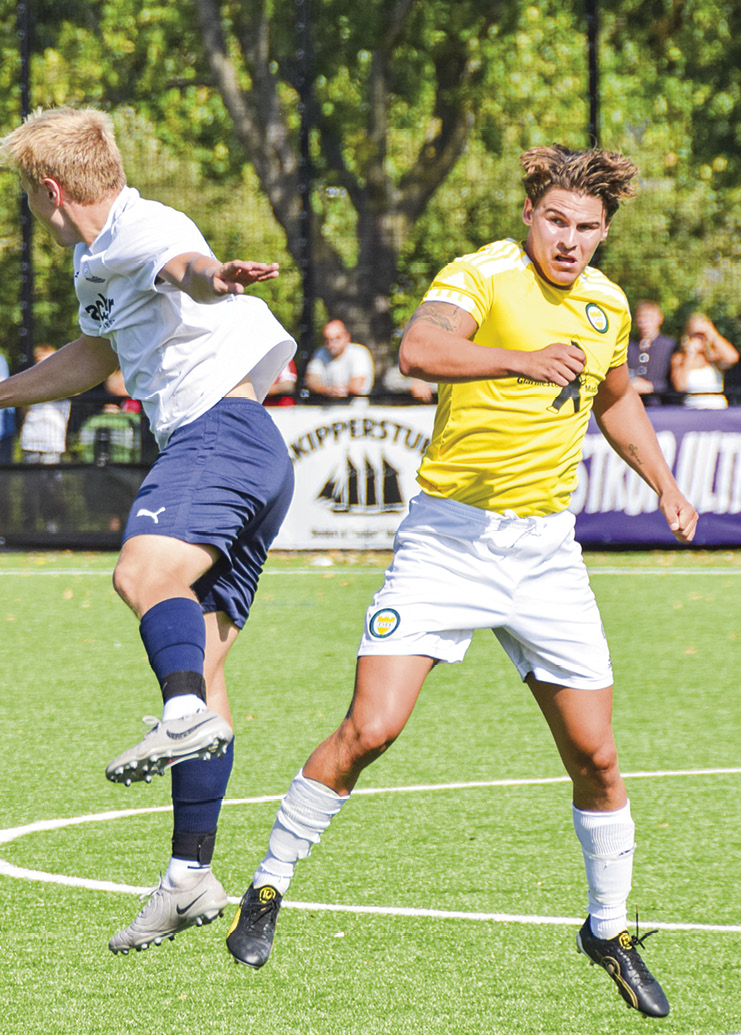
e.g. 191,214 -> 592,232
270,404 -> 741,549
572,407 -> 741,545
270,403 -> 434,549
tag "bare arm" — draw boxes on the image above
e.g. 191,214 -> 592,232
670,347 -> 692,392
593,363 -> 698,542
304,370 -> 344,397
266,377 -> 295,397
707,334 -> 739,369
159,253 -> 280,304
409,378 -> 435,402
0,335 -> 119,408
304,370 -> 370,399
692,315 -> 739,370
630,375 -> 655,395
399,301 -> 585,386
346,374 -> 368,397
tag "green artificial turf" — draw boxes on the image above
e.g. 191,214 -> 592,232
0,550 -> 739,1035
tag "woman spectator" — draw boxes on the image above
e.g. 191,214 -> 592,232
670,313 -> 739,409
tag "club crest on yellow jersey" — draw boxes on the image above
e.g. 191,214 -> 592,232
586,302 -> 609,334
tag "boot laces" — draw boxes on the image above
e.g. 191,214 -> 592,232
630,909 -> 659,952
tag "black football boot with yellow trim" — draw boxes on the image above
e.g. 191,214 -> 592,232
226,884 -> 282,968
577,916 -> 670,1018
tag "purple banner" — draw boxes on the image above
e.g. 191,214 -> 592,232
572,406 -> 741,546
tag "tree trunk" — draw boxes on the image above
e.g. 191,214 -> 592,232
193,0 -> 491,365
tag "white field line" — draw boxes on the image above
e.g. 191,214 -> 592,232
0,569 -> 115,576
262,568 -> 741,577
588,568 -> 741,576
2,767 -> 741,935
0,854 -> 739,935
275,901 -> 741,935
1,566 -> 741,578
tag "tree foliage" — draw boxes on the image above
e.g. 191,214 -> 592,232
597,0 -> 741,346
0,0 -> 739,371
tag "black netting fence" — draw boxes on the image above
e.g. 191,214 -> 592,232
0,462 -> 147,550
2,2 -> 740,547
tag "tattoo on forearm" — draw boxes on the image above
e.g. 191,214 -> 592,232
407,301 -> 467,335
628,443 -> 643,466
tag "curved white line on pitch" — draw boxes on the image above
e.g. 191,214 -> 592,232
1,567 -> 740,578
2,767 -> 741,935
0,805 -> 174,847
588,568 -> 741,576
0,857 -> 739,934
278,901 -> 741,935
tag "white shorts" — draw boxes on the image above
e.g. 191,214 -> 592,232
358,492 -> 612,690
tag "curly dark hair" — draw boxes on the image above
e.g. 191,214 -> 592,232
520,145 -> 638,222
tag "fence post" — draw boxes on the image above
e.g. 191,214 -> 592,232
586,0 -> 600,147
296,0 -> 314,390
17,1 -> 35,370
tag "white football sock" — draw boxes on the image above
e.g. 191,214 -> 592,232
162,693 -> 207,722
163,855 -> 209,889
573,800 -> 636,940
253,770 -> 349,895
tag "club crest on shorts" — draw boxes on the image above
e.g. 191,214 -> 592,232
369,607 -> 400,638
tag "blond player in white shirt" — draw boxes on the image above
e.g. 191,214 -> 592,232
0,107 -> 296,955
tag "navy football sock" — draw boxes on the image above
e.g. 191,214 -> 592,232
139,598 -> 207,705
171,741 -> 234,863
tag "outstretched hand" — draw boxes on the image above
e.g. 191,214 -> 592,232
212,261 -> 280,295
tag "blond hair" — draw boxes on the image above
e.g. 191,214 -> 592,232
0,107 -> 125,204
520,145 -> 638,222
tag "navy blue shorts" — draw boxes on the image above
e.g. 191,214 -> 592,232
123,398 -> 294,628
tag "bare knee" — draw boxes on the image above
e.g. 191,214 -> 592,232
584,748 -> 619,786
112,550 -> 166,615
112,558 -> 138,611
570,742 -> 624,808
336,713 -> 400,768
113,536 -> 211,616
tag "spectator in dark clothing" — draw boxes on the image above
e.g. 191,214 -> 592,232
627,301 -> 676,405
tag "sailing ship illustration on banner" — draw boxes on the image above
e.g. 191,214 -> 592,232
317,454 -> 405,513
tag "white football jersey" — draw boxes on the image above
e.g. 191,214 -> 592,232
75,187 -> 295,448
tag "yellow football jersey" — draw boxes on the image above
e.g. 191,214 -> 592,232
417,238 -> 631,515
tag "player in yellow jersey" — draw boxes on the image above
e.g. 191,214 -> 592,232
228,146 -> 697,1017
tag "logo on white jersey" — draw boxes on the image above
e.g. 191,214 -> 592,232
137,507 -> 166,524
85,292 -> 115,324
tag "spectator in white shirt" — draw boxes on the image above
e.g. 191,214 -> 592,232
305,319 -> 374,398
20,344 -> 70,463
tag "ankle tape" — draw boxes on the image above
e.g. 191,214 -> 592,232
172,828 -> 217,865
161,671 -> 207,703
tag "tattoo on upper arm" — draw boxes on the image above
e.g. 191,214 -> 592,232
407,301 -> 470,335
628,443 -> 643,466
